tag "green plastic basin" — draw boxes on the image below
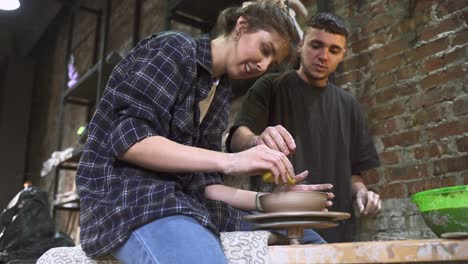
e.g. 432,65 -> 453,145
411,185 -> 468,237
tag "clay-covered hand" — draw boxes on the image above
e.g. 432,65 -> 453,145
224,144 -> 294,184
355,189 -> 382,216
254,125 -> 296,155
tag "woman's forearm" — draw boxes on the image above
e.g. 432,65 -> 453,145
120,134 -> 296,183
120,135 -> 231,173
205,184 -> 261,211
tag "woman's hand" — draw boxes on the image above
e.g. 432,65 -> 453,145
224,144 -> 294,184
274,180 -> 335,211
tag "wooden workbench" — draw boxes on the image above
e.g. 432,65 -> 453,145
268,238 -> 468,263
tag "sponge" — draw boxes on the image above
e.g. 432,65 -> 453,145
262,171 -> 296,185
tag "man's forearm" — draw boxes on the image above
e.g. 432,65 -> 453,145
230,126 -> 258,152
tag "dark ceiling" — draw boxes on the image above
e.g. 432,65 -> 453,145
0,0 -> 243,58
0,0 -> 62,58
0,0 -> 310,59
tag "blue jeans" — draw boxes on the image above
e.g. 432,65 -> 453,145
240,211 -> 327,244
110,215 -> 228,264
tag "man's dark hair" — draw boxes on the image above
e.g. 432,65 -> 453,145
305,12 -> 349,39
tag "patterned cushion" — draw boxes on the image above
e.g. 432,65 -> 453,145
221,231 -> 288,264
36,245 -> 120,264
37,231 -> 287,264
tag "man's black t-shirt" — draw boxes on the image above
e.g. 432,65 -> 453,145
227,70 -> 380,242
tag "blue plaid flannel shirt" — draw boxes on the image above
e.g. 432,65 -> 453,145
76,32 -> 241,257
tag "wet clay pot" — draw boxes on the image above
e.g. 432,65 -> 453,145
259,191 -> 328,213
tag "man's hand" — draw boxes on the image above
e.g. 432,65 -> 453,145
352,175 -> 382,216
355,188 -> 382,216
255,125 -> 296,155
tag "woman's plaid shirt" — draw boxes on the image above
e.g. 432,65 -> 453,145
76,32 -> 241,257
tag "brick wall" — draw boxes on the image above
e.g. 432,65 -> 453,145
330,0 -> 467,240
31,0 -> 467,243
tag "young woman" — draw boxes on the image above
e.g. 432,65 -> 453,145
76,2 -> 301,263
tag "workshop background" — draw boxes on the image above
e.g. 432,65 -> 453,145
0,0 -> 466,244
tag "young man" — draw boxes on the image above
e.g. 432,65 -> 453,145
227,12 -> 382,243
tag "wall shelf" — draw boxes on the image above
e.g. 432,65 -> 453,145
57,145 -> 83,170
64,52 -> 119,104
64,62 -> 104,104
54,191 -> 80,210
52,1 -> 113,224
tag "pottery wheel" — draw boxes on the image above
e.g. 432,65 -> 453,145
243,211 -> 350,243
254,220 -> 338,240
243,211 -> 350,223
